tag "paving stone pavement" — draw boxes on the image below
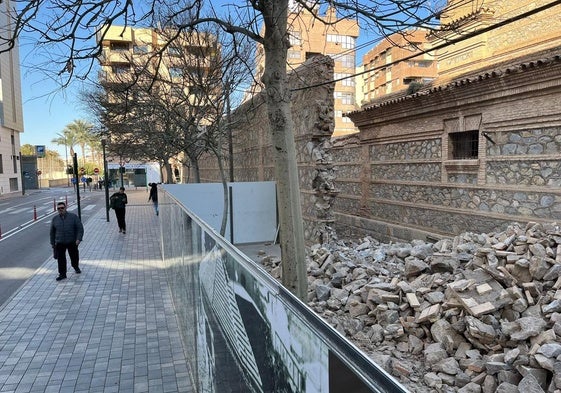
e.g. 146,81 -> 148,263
0,190 -> 194,393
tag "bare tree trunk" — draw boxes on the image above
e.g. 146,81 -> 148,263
190,156 -> 201,183
262,0 -> 307,300
163,162 -> 174,184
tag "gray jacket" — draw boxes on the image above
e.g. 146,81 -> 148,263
50,212 -> 84,245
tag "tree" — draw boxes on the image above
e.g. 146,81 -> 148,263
20,144 -> 36,155
3,0 -> 442,300
51,129 -> 77,163
63,119 -> 94,165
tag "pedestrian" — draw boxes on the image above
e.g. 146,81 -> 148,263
50,202 -> 84,281
110,186 -> 128,234
148,183 -> 159,216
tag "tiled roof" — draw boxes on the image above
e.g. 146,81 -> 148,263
353,48 -> 561,114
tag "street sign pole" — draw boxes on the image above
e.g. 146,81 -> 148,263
73,153 -> 82,220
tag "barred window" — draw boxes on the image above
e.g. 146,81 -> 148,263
450,130 -> 479,159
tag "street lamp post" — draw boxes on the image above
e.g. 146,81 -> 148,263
101,138 -> 110,222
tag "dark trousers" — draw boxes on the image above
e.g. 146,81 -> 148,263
114,208 -> 126,231
55,242 -> 79,276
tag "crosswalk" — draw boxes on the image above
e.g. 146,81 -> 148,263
1,203 -> 97,215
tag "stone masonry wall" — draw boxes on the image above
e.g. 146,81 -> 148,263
333,58 -> 561,242
196,55 -> 336,244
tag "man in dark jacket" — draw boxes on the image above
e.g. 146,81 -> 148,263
110,186 -> 128,234
148,183 -> 158,216
50,202 -> 84,281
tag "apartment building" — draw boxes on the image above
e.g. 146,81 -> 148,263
255,6 -> 360,137
360,29 -> 437,105
432,0 -> 561,82
0,0 -> 24,196
96,25 -> 219,183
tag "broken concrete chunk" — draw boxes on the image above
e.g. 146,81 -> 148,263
501,317 -> 547,341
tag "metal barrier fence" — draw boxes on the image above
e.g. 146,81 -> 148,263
159,189 -> 409,393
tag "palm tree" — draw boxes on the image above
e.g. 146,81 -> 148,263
64,120 -> 94,165
51,129 -> 77,165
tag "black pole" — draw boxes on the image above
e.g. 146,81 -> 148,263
102,140 -> 110,222
120,161 -> 124,187
226,82 -> 234,183
73,153 -> 82,220
229,186 -> 234,244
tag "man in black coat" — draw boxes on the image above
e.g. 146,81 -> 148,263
50,202 -> 84,281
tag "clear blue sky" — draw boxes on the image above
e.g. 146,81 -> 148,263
20,69 -> 87,157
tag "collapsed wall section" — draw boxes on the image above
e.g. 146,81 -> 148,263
197,55 -> 337,244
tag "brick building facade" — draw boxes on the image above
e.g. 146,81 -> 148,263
337,49 -> 561,242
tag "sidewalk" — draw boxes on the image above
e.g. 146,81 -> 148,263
0,190 -> 194,393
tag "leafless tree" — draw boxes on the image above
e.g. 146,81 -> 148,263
3,0 -> 443,300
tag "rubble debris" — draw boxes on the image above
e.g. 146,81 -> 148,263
258,221 -> 561,392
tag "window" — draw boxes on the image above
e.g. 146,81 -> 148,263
9,178 -> 18,192
288,50 -> 301,59
169,67 -> 183,78
338,54 -> 355,68
334,92 -> 354,105
110,42 -> 129,52
0,154 -> 3,173
289,31 -> 302,46
334,73 -> 354,86
327,34 -> 355,49
112,65 -> 129,75
133,45 -> 150,54
449,131 -> 479,159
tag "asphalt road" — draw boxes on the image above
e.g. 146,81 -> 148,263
0,187 -> 107,307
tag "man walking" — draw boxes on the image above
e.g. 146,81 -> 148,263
50,202 -> 84,281
148,183 -> 158,216
110,186 -> 128,233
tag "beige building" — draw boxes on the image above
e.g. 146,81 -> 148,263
360,29 -> 437,105
255,6 -> 359,137
96,25 -> 219,183
0,0 -> 24,196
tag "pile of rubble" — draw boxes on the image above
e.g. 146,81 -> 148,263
261,222 -> 561,393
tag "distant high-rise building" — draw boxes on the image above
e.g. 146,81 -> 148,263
255,6 -> 360,137
360,29 -> 437,105
0,0 -> 24,195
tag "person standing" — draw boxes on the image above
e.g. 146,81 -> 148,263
50,202 -> 84,281
148,183 -> 159,216
110,186 -> 128,234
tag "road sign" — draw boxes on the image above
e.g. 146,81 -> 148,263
93,168 -> 100,174
35,145 -> 46,158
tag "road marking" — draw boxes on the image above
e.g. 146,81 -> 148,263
7,207 -> 29,215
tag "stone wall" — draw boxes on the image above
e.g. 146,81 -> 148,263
196,55 -> 336,244
335,55 -> 561,242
